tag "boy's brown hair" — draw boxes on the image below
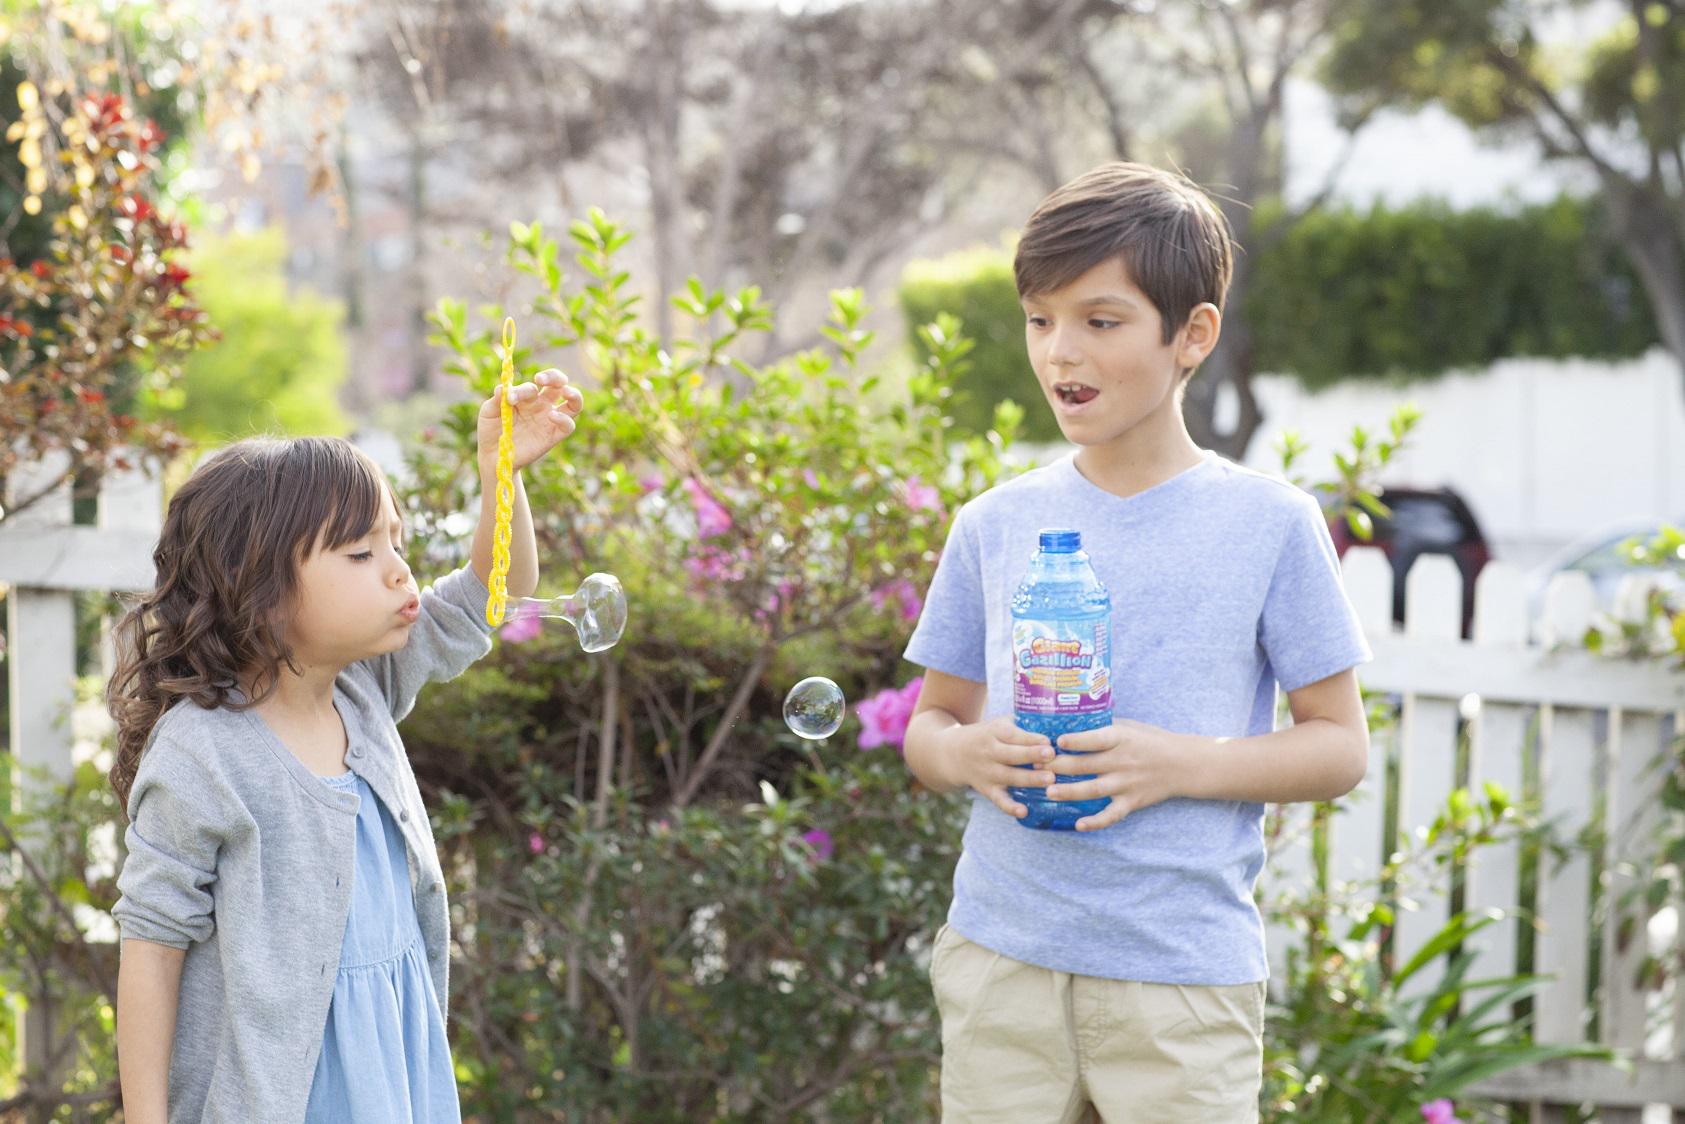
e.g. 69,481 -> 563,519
1013,162 -> 1236,377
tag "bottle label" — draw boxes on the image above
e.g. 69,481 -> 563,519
1011,615 -> 1111,717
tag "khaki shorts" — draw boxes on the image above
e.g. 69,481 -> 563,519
929,923 -> 1265,1123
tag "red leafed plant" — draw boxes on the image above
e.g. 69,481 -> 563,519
1,82 -> 213,520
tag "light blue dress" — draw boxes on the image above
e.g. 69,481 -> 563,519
305,769 -> 462,1123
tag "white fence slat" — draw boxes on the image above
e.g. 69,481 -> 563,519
1600,704 -> 1670,1124
1394,555 -> 1463,996
7,590 -> 77,790
95,455 -> 163,533
1539,571 -> 1596,649
1329,721 -> 1388,891
1602,708 -> 1667,1050
2,447 -> 73,527
1466,563 -> 1530,988
1342,545 -> 1394,640
1533,703 -> 1598,1045
1329,546 -> 1393,895
1263,801 -> 1317,996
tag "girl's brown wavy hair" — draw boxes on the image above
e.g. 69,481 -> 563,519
106,436 -> 399,810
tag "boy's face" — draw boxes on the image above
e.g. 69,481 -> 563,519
1020,256 -> 1216,449
287,486 -> 420,667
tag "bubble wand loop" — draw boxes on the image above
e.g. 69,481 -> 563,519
486,317 -> 517,628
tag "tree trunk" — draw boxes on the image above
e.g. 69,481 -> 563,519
1182,245 -> 1263,459
1601,174 -> 1685,391
643,0 -> 685,349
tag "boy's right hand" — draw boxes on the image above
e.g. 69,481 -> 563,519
941,717 -> 1056,819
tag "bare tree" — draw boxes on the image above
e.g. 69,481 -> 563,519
344,0 -> 1095,360
948,0 -> 1373,458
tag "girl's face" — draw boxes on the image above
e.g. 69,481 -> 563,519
1020,256 -> 1217,449
286,487 -> 420,668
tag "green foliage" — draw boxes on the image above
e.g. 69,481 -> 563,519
898,243 -> 1057,441
1319,0 -> 1537,129
1582,8 -> 1685,150
137,227 -> 351,442
1247,196 -> 1656,390
0,746 -> 125,1113
400,208 -> 1015,1118
896,196 -> 1657,435
1263,788 -> 1612,1122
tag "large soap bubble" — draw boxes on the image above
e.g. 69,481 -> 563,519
783,676 -> 846,740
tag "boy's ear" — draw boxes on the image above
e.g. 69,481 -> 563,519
1176,302 -> 1222,371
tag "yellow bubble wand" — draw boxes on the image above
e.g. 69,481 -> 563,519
486,316 -> 517,628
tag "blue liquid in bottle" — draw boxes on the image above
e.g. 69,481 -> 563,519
1009,529 -> 1113,831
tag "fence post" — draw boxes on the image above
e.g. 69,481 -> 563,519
0,448 -> 160,1108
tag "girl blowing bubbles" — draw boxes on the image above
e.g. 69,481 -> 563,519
107,369 -> 582,1124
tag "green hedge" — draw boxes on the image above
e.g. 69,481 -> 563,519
899,194 -> 1659,439
1247,195 -> 1657,390
898,246 -> 1041,439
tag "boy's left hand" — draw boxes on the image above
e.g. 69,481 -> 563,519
1046,718 -> 1193,831
477,369 -> 585,473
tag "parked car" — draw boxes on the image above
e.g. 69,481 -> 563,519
1324,486 -> 1493,638
1525,520 -> 1685,630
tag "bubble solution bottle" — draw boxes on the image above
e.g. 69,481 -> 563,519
1009,529 -> 1113,831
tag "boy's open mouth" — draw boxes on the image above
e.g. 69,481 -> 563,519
1054,381 -> 1099,406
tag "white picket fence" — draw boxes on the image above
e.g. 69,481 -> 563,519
1262,547 -> 1685,1121
0,448 -> 160,1100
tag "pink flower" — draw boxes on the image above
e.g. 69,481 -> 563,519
800,828 -> 834,862
753,578 -> 798,623
870,578 -> 922,623
682,476 -> 733,537
900,476 -> 942,512
803,469 -> 821,489
528,832 -> 545,855
684,544 -> 751,584
1421,1101 -> 1463,1124
638,473 -> 664,494
500,600 -> 543,643
856,676 -> 923,752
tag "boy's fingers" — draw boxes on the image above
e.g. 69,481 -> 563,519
982,787 -> 1028,819
1000,765 -> 1054,788
994,741 -> 1053,766
1046,776 -> 1106,802
1075,804 -> 1128,832
1046,751 -> 1109,774
1055,728 -> 1112,752
995,722 -> 1050,748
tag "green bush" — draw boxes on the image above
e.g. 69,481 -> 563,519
1247,195 -> 1657,390
136,227 -> 350,442
898,243 -> 1056,441
398,209 -> 1016,1119
899,194 -> 1659,437
1263,786 -> 1611,1121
